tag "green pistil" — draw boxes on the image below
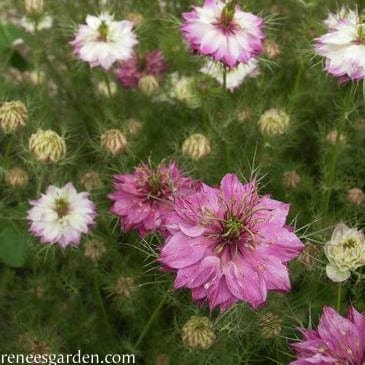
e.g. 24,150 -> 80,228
55,198 -> 69,218
222,216 -> 242,240
148,171 -> 162,196
343,238 -> 358,249
221,0 -> 237,26
98,21 -> 109,42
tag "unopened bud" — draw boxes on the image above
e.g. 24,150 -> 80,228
84,239 -> 106,263
236,108 -> 252,123
29,129 -> 66,163
265,39 -> 280,59
126,12 -> 144,27
113,277 -> 134,298
347,188 -> 365,206
298,242 -> 319,270
5,167 -> 29,188
0,101 -> 28,134
126,118 -> 143,135
138,75 -> 159,95
155,354 -> 169,365
101,129 -> 128,155
326,130 -> 345,145
181,316 -> 215,350
258,109 -> 290,136
182,133 -> 211,160
80,171 -> 103,191
259,312 -> 282,338
283,170 -> 301,188
24,0 -> 44,14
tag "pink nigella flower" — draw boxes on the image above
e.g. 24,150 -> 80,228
116,50 -> 168,88
27,183 -> 96,248
109,162 -> 196,237
291,306 -> 365,365
159,174 -> 303,311
181,0 -> 265,68
71,12 -> 138,70
315,7 -> 365,82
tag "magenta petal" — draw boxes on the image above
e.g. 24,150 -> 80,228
222,261 -> 246,300
205,274 -> 234,310
174,256 -> 221,289
160,232 -> 207,269
318,307 -> 362,362
260,255 -> 291,291
236,258 -> 267,308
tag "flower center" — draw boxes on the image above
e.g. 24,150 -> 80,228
55,198 -> 69,218
342,237 -> 359,249
222,216 -> 243,240
98,21 -> 109,42
221,0 -> 237,27
214,215 -> 243,255
147,171 -> 163,198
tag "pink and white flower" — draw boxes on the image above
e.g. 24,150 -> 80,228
27,183 -> 96,248
315,7 -> 365,82
182,0 -> 265,68
71,12 -> 138,70
291,306 -> 365,365
160,174 -> 304,311
109,162 -> 196,237
200,58 -> 259,91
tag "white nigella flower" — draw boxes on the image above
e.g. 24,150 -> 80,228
315,7 -> 365,82
324,223 -> 365,282
27,183 -> 97,248
200,59 -> 259,91
70,12 -> 138,70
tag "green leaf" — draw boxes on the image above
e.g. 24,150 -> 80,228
0,226 -> 29,268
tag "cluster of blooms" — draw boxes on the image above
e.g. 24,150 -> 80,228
107,164 -> 304,311
68,4 -> 364,96
17,2 -> 365,362
69,1 -> 266,95
70,12 -> 168,96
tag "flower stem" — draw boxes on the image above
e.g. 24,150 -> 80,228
4,137 -> 13,160
322,90 -> 353,217
134,290 -> 169,349
93,268 -> 115,341
336,282 -> 342,312
104,72 -> 112,98
223,65 -> 227,91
